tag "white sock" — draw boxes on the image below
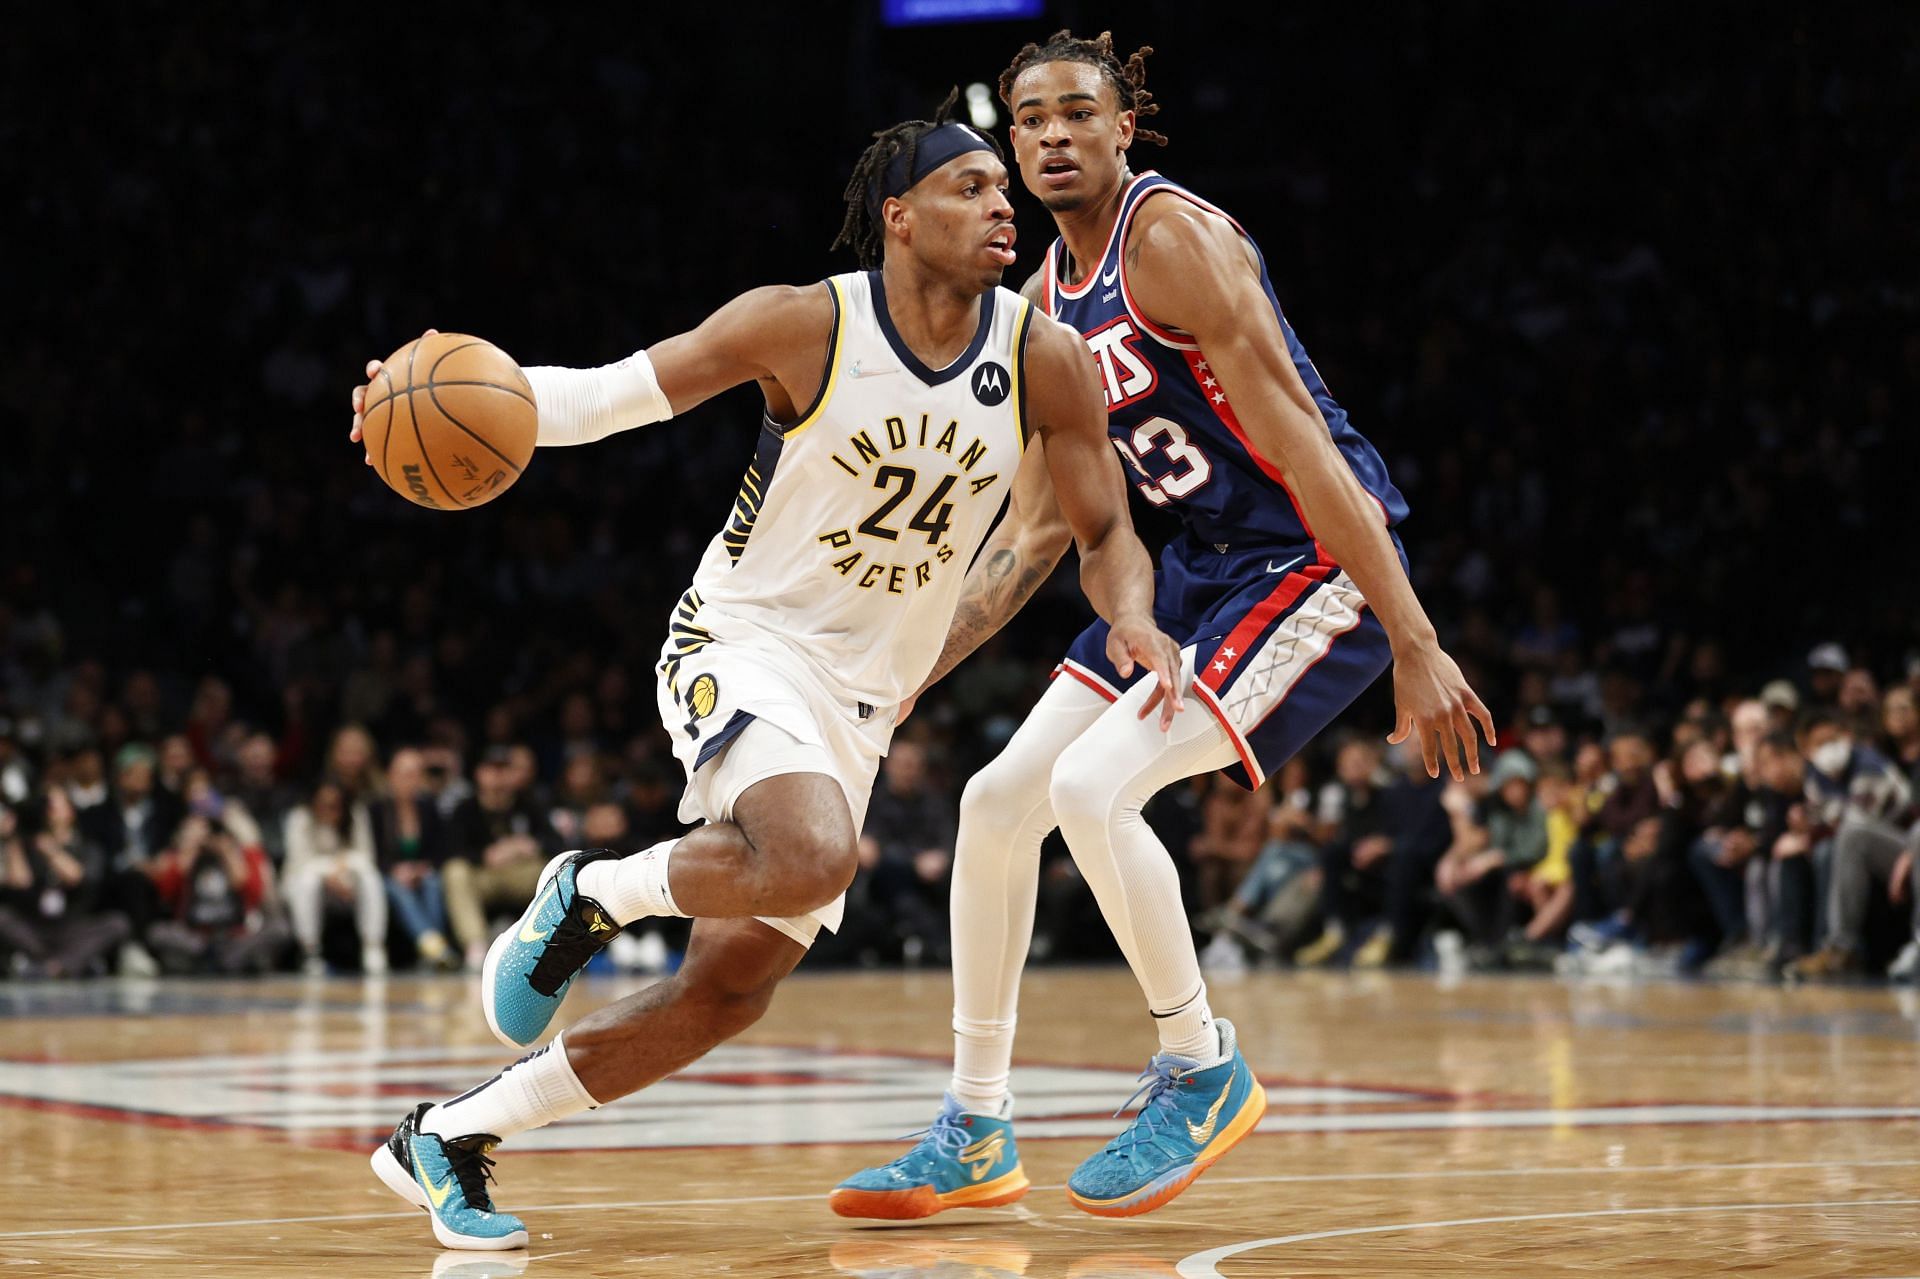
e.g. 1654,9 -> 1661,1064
1152,984 -> 1221,1064
422,1033 -> 600,1141
576,838 -> 688,926
950,1014 -> 1019,1115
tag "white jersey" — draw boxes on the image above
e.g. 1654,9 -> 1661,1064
663,270 -> 1036,716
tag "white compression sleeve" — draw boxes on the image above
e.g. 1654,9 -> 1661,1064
1048,651 -> 1240,1066
524,350 -> 673,447
948,674 -> 1111,1115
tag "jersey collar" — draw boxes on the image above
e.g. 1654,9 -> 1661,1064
865,270 -> 995,386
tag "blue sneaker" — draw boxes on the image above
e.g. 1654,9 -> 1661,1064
370,1102 -> 528,1250
482,849 -> 623,1048
829,1093 -> 1029,1220
1066,1019 -> 1267,1217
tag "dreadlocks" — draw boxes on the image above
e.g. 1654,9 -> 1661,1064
831,88 -> 1005,269
996,29 -> 1166,147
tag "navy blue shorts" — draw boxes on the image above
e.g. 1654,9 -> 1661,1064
1059,539 -> 1395,789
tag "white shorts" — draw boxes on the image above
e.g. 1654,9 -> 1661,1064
657,636 -> 892,948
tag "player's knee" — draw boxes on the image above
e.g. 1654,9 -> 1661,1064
1048,748 -> 1116,841
780,825 -> 859,912
958,757 -> 1043,836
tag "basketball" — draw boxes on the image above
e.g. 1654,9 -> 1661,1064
360,333 -> 536,510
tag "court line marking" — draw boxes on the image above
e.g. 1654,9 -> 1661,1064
4,1157 -> 1918,1241
1174,1198 -> 1920,1278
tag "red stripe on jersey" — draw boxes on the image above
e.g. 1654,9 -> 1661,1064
1189,679 -> 1263,788
1200,564 -> 1333,693
1053,660 -> 1121,702
1186,350 -> 1331,563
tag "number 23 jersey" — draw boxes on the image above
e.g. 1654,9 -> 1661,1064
1041,172 -> 1407,554
669,270 -> 1033,713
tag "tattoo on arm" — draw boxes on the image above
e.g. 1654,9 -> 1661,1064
922,541 -> 1058,689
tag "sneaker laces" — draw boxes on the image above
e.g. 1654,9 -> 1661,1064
891,1107 -> 972,1164
1107,1058 -> 1186,1154
441,1136 -> 504,1211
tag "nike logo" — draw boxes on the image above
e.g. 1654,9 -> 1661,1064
1186,1066 -> 1237,1145
1101,264 -> 1119,287
847,361 -> 897,379
517,880 -> 561,944
421,1168 -> 455,1210
957,1131 -> 1006,1182
1265,554 -> 1305,576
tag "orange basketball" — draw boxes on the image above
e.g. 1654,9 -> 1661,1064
360,333 -> 536,510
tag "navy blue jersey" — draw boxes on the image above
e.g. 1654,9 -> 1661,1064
1042,172 -> 1407,553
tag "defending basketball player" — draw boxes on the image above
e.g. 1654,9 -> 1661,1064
345,102 -> 1183,1250
833,33 -> 1496,1221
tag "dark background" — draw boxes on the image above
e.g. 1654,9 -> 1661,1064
3,0 -> 1916,786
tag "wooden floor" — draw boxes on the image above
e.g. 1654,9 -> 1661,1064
4,967 -> 1920,1277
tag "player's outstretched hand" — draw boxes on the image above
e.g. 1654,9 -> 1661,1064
348,328 -> 438,464
1386,642 -> 1496,780
1112,616 -> 1186,731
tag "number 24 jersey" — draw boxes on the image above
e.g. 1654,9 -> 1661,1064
671,270 -> 1033,713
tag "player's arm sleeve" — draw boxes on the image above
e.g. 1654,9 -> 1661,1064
524,352 -> 674,447
525,283 -> 823,446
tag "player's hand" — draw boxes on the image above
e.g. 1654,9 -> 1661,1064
1386,641 -> 1496,781
1110,616 -> 1185,730
1892,850 -> 1913,905
350,328 -> 438,464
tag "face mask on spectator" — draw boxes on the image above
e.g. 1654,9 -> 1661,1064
1810,736 -> 1852,778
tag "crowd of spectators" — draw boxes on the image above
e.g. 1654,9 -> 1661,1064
1194,644 -> 1920,983
2,10 -> 1914,982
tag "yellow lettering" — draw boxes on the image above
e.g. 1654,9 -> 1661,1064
858,563 -> 886,590
851,431 -> 880,465
831,454 -> 858,477
818,528 -> 853,549
832,551 -> 863,575
914,561 -> 932,587
918,413 -> 930,446
885,416 -> 908,450
968,473 -> 999,496
958,438 -> 987,471
935,421 -> 958,454
936,544 -> 955,563
886,565 -> 906,594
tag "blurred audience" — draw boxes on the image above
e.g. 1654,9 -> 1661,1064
0,795 -> 130,977
373,748 -> 454,970
442,748 -> 556,970
283,780 -> 385,975
0,5 -> 1915,984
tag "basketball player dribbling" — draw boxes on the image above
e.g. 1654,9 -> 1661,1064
833,32 -> 1496,1221
344,100 -> 1184,1250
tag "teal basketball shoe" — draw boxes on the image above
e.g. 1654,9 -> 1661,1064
1066,1019 -> 1267,1217
482,849 -> 623,1048
829,1093 -> 1030,1220
371,1102 -> 528,1251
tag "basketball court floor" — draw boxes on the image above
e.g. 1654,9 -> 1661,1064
3,967 -> 1918,1276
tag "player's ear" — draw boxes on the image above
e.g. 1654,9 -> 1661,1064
882,194 -> 912,245
1115,109 -> 1135,154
